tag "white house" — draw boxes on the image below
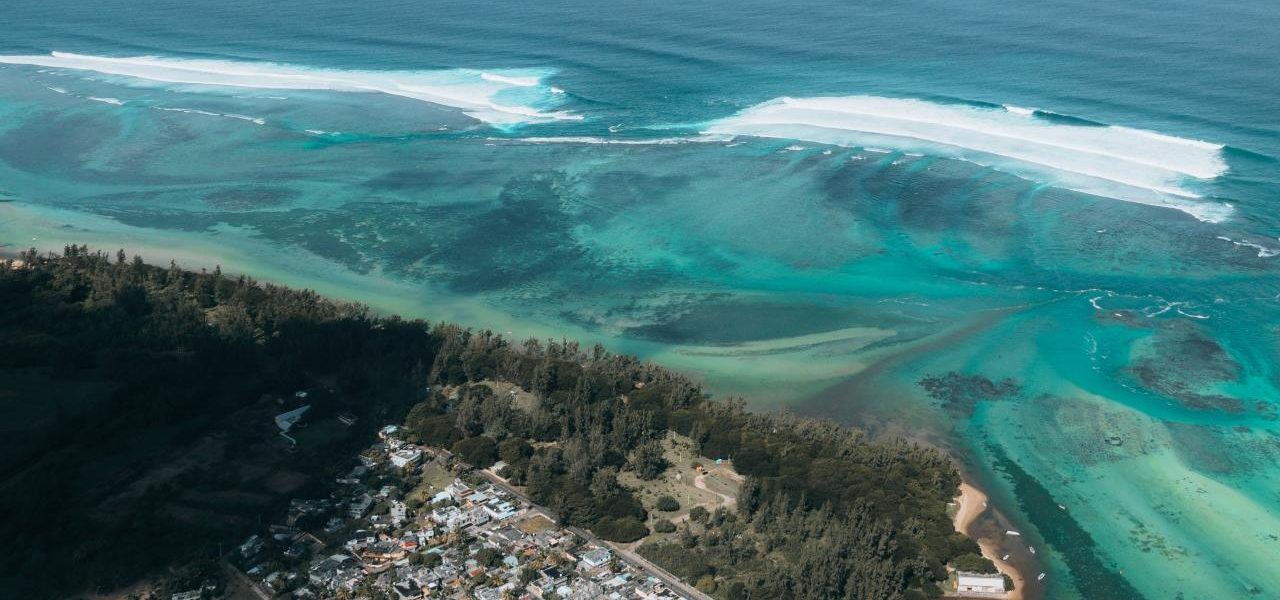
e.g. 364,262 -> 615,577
391,447 -> 423,469
390,501 -> 409,527
431,505 -> 464,530
274,405 -> 311,433
578,548 -> 612,570
957,572 -> 1006,594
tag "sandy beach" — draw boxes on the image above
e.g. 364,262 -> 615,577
954,482 -> 1025,600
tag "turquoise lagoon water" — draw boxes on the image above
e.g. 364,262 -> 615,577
2,1 -> 1280,597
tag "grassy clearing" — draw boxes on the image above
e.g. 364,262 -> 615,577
619,432 -> 742,543
407,462 -> 456,506
478,380 -> 539,413
517,514 -> 556,534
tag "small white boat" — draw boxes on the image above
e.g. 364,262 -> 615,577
1002,554 -> 1010,561
608,123 -> 623,133
1058,504 -> 1067,511
1038,573 -> 1046,581
1029,546 -> 1036,554
1006,530 -> 1021,536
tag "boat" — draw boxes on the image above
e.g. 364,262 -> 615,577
1001,554 -> 1010,561
1006,530 -> 1021,536
1029,546 -> 1036,554
1038,573 -> 1046,581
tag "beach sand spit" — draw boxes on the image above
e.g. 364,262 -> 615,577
954,482 -> 1024,600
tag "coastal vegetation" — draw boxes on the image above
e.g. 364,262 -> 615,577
0,247 -> 990,599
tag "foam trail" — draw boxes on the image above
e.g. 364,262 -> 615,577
0,52 -> 575,127
504,134 -> 733,145
706,96 -> 1231,221
154,106 -> 266,125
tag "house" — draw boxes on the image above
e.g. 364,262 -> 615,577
348,494 -> 374,519
275,405 -> 311,433
390,501 -> 409,526
239,534 -> 264,558
309,554 -> 359,589
361,540 -> 407,565
379,425 -> 401,440
539,566 -> 567,587
463,506 -> 491,527
483,499 -> 518,521
579,548 -> 612,570
431,505 -> 463,530
957,572 -> 1006,594
392,581 -> 426,600
391,447 -> 423,469
171,591 -> 202,600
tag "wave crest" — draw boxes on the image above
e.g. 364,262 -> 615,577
0,51 -> 576,127
705,96 -> 1231,221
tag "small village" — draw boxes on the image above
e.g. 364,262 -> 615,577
226,423 -> 692,600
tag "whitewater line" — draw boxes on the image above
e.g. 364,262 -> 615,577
0,51 -> 576,127
704,95 -> 1233,222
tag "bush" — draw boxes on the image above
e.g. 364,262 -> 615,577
594,516 -> 649,542
688,506 -> 709,523
451,436 -> 498,467
655,495 -> 680,512
476,547 -> 502,567
628,439 -> 668,480
498,437 -> 533,465
654,519 -> 676,533
950,552 -> 998,574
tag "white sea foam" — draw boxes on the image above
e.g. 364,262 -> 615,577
1004,104 -> 1035,115
705,96 -> 1231,221
154,106 -> 264,126
506,134 -> 732,145
45,86 -> 68,94
1216,235 -> 1279,258
479,72 -> 541,87
88,96 -> 123,105
0,51 -> 575,127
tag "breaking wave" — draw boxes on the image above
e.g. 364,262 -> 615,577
0,51 -> 576,127
705,96 -> 1232,221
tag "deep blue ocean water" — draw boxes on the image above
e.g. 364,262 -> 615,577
3,1 -> 1279,598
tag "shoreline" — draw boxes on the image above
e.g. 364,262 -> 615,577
954,482 -> 1025,600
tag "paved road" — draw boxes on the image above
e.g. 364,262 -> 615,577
478,468 -> 713,600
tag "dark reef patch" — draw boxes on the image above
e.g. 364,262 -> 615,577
203,185 -> 300,210
920,372 -> 1020,417
1125,322 -> 1248,414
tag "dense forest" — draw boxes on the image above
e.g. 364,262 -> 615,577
0,247 -> 988,599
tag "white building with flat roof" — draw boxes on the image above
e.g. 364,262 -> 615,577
957,572 -> 1005,595
390,447 -> 423,469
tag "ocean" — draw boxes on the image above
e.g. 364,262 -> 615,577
2,0 -> 1279,597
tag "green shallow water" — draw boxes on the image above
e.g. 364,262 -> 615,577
2,59 -> 1280,600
